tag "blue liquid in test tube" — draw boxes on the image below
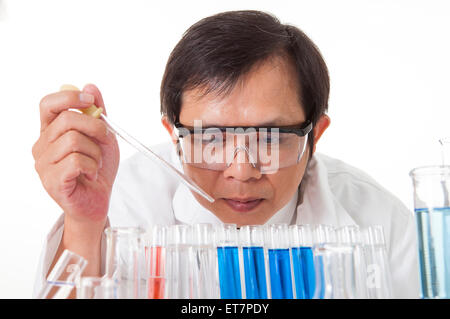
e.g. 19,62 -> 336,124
268,248 -> 293,299
300,247 -> 315,299
289,225 -> 316,299
291,247 -> 306,299
217,246 -> 242,299
242,246 -> 267,299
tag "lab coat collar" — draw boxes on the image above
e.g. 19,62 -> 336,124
295,154 -> 357,227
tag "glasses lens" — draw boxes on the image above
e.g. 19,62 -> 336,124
178,128 -> 308,173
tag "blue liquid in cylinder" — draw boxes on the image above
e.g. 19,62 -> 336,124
268,249 -> 293,299
415,207 -> 450,298
300,247 -> 316,299
217,246 -> 242,299
242,247 -> 268,299
291,247 -> 306,298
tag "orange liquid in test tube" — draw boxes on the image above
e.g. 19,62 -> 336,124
146,246 -> 165,299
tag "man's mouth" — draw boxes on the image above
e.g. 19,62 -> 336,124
222,197 -> 264,213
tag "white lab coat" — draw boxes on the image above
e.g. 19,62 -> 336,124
33,142 -> 421,298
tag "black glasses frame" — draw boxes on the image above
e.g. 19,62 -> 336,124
174,120 -> 313,137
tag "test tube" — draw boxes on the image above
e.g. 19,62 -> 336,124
361,225 -> 393,298
313,243 -> 358,299
77,277 -> 117,299
145,225 -> 167,299
37,249 -> 88,299
313,224 -> 337,244
311,224 -> 336,298
105,227 -> 145,299
191,224 -> 220,299
265,224 -> 294,299
336,225 -> 368,298
298,225 -> 316,299
240,225 -> 268,299
216,224 -> 242,299
336,225 -> 362,244
165,224 -> 194,299
289,225 -> 306,299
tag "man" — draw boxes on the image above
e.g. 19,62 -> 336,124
32,10 -> 420,298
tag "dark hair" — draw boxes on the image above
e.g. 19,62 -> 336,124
160,10 -> 329,155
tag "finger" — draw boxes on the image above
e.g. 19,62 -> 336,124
82,84 -> 108,116
41,130 -> 103,168
39,90 -> 96,132
33,110 -> 110,159
46,110 -> 110,144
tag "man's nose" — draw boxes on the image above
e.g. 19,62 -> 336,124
222,147 -> 262,181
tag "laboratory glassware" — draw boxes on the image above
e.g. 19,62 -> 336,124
216,223 -> 243,299
191,223 -> 220,298
289,225 -> 306,299
336,225 -> 368,298
361,225 -> 393,298
37,249 -> 87,299
100,113 -> 214,203
298,224 -> 317,298
105,227 -> 145,298
313,243 -> 359,299
410,165 -> 450,298
265,224 -> 294,299
313,224 -> 337,244
77,277 -> 117,299
240,225 -> 269,299
165,224 -> 195,298
145,224 -> 167,299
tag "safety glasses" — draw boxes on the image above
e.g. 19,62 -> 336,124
174,120 -> 313,174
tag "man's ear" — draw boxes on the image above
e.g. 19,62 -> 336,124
161,116 -> 178,145
312,114 -> 330,154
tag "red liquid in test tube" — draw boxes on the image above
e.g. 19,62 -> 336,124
146,246 -> 165,299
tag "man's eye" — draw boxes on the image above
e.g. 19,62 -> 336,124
260,134 -> 281,144
194,134 -> 222,144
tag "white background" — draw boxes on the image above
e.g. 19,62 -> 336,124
0,0 -> 449,298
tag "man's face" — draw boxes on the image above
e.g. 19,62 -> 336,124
171,56 -> 312,227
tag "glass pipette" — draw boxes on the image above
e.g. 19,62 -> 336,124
60,85 -> 214,203
100,113 -> 214,202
